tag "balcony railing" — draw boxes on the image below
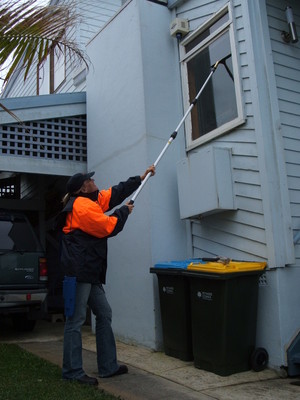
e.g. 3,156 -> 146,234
0,92 -> 87,176
0,115 -> 87,162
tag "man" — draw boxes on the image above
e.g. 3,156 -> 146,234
59,165 -> 155,385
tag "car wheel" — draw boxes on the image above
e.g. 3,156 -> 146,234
12,314 -> 37,332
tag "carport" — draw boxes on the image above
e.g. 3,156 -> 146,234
0,91 -> 87,311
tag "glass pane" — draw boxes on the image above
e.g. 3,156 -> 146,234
187,30 -> 237,139
38,58 -> 50,95
53,48 -> 66,91
0,218 -> 38,251
185,13 -> 229,53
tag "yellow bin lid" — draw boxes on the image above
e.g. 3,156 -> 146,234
187,261 -> 267,274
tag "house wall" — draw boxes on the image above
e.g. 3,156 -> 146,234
173,0 -> 300,369
2,0 -> 300,371
265,0 -> 300,367
174,0 -> 292,268
86,0 -> 300,368
266,0 -> 300,263
86,0 -> 187,348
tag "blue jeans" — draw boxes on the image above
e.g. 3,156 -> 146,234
62,282 -> 120,379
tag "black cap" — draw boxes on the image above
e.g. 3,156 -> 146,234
66,171 -> 95,193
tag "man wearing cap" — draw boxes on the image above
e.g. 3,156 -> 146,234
59,165 -> 155,385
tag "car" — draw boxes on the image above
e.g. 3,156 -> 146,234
0,210 -> 48,332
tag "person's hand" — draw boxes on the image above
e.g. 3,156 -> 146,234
141,165 -> 155,181
126,201 -> 134,214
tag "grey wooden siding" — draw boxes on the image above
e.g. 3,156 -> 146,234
266,0 -> 300,264
2,0 -> 122,98
77,0 -> 122,45
176,0 -> 268,261
176,0 -> 223,31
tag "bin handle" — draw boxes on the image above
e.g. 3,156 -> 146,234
202,257 -> 231,265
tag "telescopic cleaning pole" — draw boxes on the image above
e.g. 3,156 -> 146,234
129,57 -> 223,204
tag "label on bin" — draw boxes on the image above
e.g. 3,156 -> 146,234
163,286 -> 174,295
197,291 -> 213,301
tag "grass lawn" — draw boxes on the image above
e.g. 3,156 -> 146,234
0,343 -> 120,400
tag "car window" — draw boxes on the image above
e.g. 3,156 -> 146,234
0,216 -> 40,252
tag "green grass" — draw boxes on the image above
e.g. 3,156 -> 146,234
0,343 -> 120,400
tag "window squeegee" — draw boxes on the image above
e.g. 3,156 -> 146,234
129,55 -> 231,204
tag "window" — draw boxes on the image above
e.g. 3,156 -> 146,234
52,46 -> 66,91
37,58 -> 50,95
0,213 -> 40,252
37,46 -> 66,95
180,5 -> 244,149
0,176 -> 20,199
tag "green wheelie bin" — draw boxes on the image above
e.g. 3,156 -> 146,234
184,260 -> 267,376
150,260 -> 200,361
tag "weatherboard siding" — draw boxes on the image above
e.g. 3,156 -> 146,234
175,0 -> 268,261
267,0 -> 300,264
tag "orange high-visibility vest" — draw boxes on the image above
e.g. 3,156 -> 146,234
63,188 -> 118,238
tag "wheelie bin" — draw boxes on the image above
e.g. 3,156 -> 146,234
150,260 -> 202,361
184,260 -> 267,376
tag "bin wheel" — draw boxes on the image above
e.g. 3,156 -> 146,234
250,347 -> 269,372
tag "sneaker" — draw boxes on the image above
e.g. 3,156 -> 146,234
102,365 -> 128,378
76,374 -> 98,386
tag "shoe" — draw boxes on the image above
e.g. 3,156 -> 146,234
76,374 -> 98,386
103,365 -> 128,378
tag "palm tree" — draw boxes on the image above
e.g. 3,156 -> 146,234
0,0 -> 88,87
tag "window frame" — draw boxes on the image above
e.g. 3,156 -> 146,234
179,3 -> 244,150
37,46 -> 66,95
51,45 -> 66,92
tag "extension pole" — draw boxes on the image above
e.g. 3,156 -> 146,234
129,59 -> 222,204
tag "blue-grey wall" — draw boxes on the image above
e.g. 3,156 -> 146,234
86,0 -> 187,348
87,0 -> 300,370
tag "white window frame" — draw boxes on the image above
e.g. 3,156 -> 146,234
37,46 -> 66,95
179,3 -> 244,151
52,46 -> 66,92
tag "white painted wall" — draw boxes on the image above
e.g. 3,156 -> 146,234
86,0 -> 187,348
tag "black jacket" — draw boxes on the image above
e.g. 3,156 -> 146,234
59,176 -> 141,284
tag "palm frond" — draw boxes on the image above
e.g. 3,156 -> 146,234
0,0 -> 88,84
